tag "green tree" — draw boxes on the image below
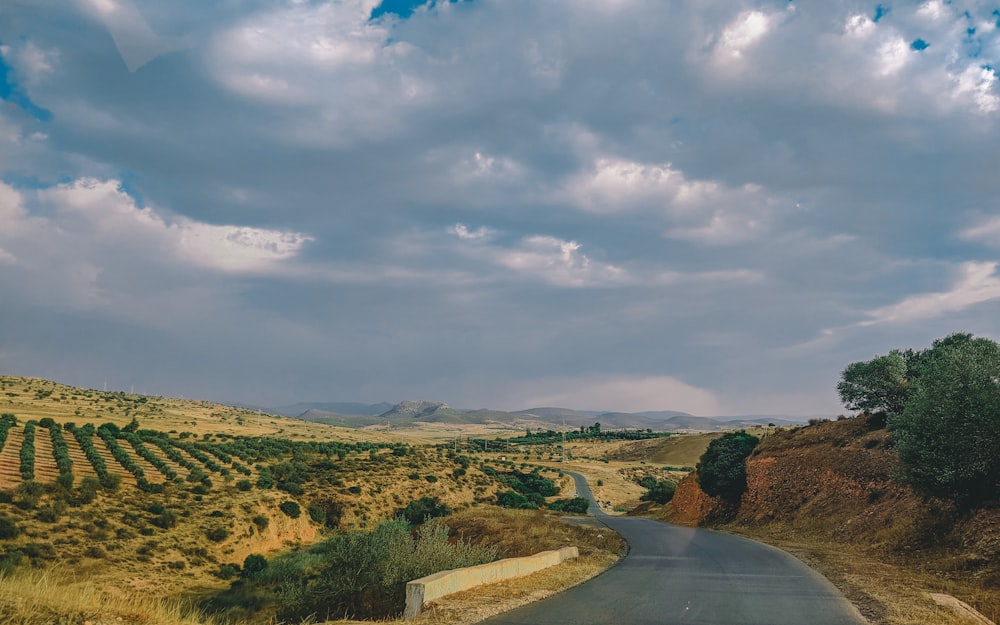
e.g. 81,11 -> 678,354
889,336 -> 1000,507
696,431 -> 759,501
837,351 -> 909,416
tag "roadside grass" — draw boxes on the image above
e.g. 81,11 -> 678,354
724,525 -> 999,625
0,569 -> 220,625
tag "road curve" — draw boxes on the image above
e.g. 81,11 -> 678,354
481,472 -> 867,625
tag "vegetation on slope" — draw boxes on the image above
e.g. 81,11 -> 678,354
654,332 -> 1000,624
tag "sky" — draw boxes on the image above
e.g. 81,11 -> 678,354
1,0 -> 999,416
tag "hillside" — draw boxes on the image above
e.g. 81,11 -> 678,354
655,416 -> 999,625
0,376 -> 577,613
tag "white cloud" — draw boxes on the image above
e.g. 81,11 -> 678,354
27,178 -> 313,274
859,261 -> 1000,326
960,215 -> 1000,244
715,10 -> 772,61
494,235 -> 627,288
950,64 -> 1000,114
916,0 -> 950,22
513,374 -> 720,415
877,36 -> 911,77
844,14 -> 875,38
210,0 -> 394,103
449,223 -> 493,241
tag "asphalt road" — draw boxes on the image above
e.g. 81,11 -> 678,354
481,472 -> 868,625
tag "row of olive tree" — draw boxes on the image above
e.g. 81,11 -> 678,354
838,333 -> 999,508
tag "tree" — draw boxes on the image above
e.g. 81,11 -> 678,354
696,431 -> 759,501
837,351 -> 909,416
889,336 -> 1000,507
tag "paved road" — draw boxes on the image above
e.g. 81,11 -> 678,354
482,472 -> 867,625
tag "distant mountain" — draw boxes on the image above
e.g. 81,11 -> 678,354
635,410 -> 695,420
266,401 -> 394,418
277,399 -> 815,432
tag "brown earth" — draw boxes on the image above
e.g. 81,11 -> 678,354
654,416 -> 999,625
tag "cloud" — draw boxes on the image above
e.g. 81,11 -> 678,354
79,0 -> 192,71
714,10 -> 773,61
512,375 -> 720,415
960,215 -> 1000,244
858,261 -> 1000,327
449,223 -> 493,241
490,234 -> 627,288
38,178 -> 313,273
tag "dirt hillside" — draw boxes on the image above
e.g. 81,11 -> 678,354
657,416 -> 999,624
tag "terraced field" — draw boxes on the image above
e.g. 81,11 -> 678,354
0,420 -> 258,492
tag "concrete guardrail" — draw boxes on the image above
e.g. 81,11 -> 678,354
404,545 -> 579,619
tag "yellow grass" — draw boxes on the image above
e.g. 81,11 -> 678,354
0,569 -> 221,625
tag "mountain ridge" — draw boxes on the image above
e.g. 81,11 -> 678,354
282,400 -> 812,431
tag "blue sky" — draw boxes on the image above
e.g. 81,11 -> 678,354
1,0 -> 999,416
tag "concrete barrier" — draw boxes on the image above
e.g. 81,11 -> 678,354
404,546 -> 579,619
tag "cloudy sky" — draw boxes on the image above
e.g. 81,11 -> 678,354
1,0 -> 999,415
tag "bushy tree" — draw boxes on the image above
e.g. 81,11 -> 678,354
696,431 -> 759,501
889,336 -> 1000,507
837,351 -> 909,416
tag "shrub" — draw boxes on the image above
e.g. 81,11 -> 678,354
497,490 -> 537,509
424,475 -> 438,483
395,496 -> 449,525
277,519 -> 497,620
639,479 -> 677,504
696,431 -> 759,501
236,479 -> 253,491
206,527 -> 230,542
0,515 -> 19,539
241,554 -> 268,579
252,515 -> 269,530
279,501 -> 301,519
151,509 -> 178,529
77,476 -> 100,504
547,497 -> 589,513
307,505 -> 327,525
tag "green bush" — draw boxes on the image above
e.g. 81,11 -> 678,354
0,515 -> 19,539
279,501 -> 301,519
639,480 -> 677,504
252,515 -> 269,530
547,497 -> 589,513
236,479 -> 253,491
497,490 -> 537,509
241,554 -> 268,579
206,527 -> 230,542
307,505 -> 326,525
395,496 -> 449,525
696,431 -> 759,501
277,519 -> 497,620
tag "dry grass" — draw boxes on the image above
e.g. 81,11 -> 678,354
724,526 -> 998,625
0,569 -> 220,625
